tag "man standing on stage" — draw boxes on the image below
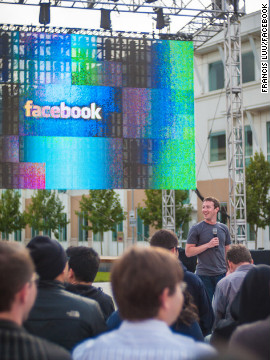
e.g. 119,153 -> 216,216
185,196 -> 231,301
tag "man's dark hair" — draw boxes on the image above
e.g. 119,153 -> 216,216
111,246 -> 183,321
150,229 -> 178,250
226,244 -> 252,264
203,196 -> 220,209
0,241 -> 34,312
66,246 -> 100,283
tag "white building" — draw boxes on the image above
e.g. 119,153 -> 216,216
194,10 -> 270,249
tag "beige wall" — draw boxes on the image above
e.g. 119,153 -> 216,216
196,178 -> 229,222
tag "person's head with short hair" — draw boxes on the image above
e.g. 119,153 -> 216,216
111,246 -> 184,326
66,246 -> 100,284
203,196 -> 220,209
0,241 -> 37,324
226,244 -> 253,273
26,236 -> 68,282
202,196 -> 220,224
150,229 -> 178,253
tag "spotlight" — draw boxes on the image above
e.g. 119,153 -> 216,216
39,3 -> 50,25
156,8 -> 165,30
100,9 -> 111,30
145,0 -> 157,3
87,0 -> 95,9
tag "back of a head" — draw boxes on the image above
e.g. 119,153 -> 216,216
111,246 -> 183,321
150,229 -> 178,250
231,264 -> 270,323
26,236 -> 67,281
226,244 -> 252,265
66,246 -> 100,283
0,241 -> 34,312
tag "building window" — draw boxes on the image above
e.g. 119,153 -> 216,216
43,228 -> 51,237
31,228 -> 39,238
93,232 -> 102,242
78,212 -> 88,241
137,211 -> 149,241
112,222 -> 123,242
267,123 -> 270,162
209,60 -> 224,91
247,223 -> 255,241
245,125 -> 253,166
1,232 -> 9,240
210,131 -> 226,162
14,230 -> 21,242
59,214 -> 67,242
217,202 -> 228,225
242,52 -> 255,83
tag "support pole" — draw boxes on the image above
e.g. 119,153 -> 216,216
162,190 -> 176,233
224,15 -> 247,244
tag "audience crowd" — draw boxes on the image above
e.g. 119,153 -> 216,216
0,231 -> 269,360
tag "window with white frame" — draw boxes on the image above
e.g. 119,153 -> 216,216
78,212 -> 88,241
217,202 -> 228,225
209,60 -> 224,91
242,52 -> 255,83
112,222 -> 123,242
136,211 -> 149,242
245,125 -> 253,166
210,131 -> 226,162
58,214 -> 67,241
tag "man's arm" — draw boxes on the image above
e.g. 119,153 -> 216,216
212,283 -> 227,330
225,244 -> 230,256
185,238 -> 219,257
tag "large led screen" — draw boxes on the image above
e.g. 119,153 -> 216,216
0,30 -> 195,189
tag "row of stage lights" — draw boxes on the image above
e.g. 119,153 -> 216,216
39,2 -> 168,30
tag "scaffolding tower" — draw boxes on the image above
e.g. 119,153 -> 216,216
224,15 -> 247,244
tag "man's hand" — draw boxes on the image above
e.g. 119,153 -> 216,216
208,237 -> 219,248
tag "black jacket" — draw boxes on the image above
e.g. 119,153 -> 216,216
24,280 -> 107,351
0,319 -> 71,360
65,283 -> 115,321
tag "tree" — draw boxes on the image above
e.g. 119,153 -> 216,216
137,190 -> 192,233
77,190 -> 126,255
246,151 -> 270,248
26,190 -> 69,239
0,190 -> 26,240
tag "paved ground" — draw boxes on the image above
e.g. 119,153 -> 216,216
95,282 -> 113,298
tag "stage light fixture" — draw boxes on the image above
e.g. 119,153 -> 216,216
39,3 -> 50,25
87,0 -> 95,9
156,8 -> 165,30
145,0 -> 157,3
100,9 -> 111,30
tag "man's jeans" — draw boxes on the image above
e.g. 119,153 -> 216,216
198,273 -> 226,302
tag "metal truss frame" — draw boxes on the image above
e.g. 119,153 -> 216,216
224,15 -> 247,244
162,190 -> 175,233
0,0 -> 245,49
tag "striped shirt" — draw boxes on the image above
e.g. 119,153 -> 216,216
0,319 -> 71,360
73,319 -> 215,360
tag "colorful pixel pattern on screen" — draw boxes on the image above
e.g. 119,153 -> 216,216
0,30 -> 195,190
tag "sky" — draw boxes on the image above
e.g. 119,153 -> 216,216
0,0 -> 263,35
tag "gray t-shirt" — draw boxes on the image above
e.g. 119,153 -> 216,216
187,221 -> 231,276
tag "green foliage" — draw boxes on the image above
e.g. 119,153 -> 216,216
137,190 -> 192,231
26,190 -> 69,239
0,190 -> 26,238
246,151 -> 270,247
77,190 -> 126,254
